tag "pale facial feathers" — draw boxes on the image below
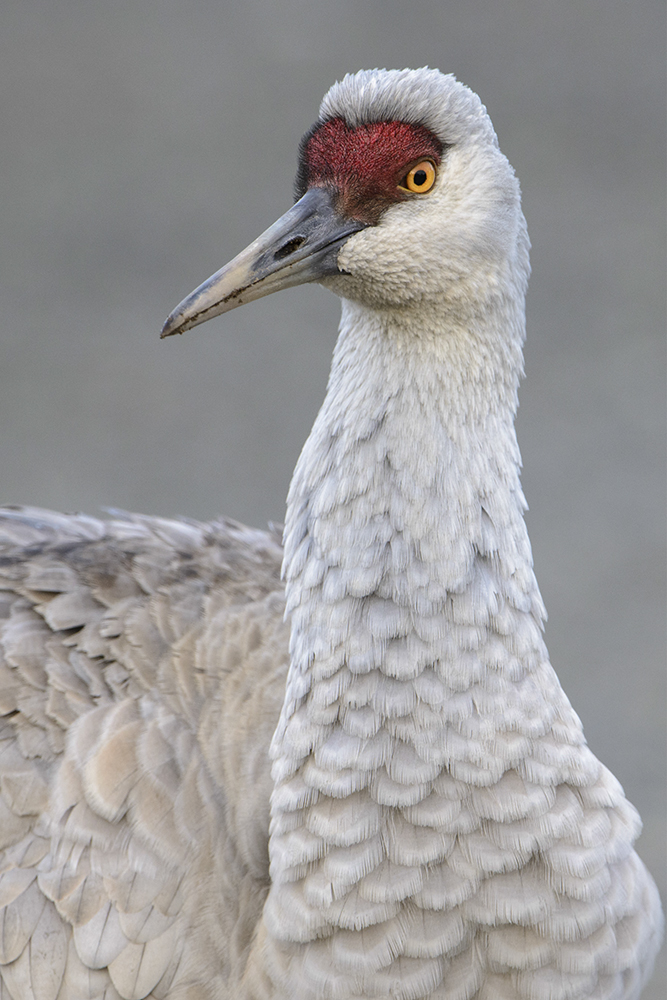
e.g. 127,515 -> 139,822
324,70 -> 530,313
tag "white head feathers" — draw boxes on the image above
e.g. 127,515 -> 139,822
319,67 -> 497,148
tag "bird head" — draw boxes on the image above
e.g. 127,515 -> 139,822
161,68 -> 528,337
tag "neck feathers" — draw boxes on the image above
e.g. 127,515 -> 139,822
261,297 -> 572,995
284,293 -> 535,619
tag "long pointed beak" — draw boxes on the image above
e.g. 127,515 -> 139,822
161,187 -> 366,338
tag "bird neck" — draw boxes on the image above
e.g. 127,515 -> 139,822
282,292 -> 540,656
259,295 -> 548,992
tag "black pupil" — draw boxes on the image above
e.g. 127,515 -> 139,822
413,169 -> 427,187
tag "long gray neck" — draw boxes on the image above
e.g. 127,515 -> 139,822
282,293 -> 542,668
257,295 -> 551,996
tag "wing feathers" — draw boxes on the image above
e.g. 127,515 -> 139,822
0,508 -> 286,999
73,902 -> 129,970
0,869 -> 37,910
0,878 -> 47,964
0,795 -> 33,852
107,922 -> 181,1000
117,904 -> 176,944
26,900 -> 69,1000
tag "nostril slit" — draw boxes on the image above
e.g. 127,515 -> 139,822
274,236 -> 306,260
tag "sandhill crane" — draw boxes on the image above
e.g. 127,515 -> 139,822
0,67 -> 662,1000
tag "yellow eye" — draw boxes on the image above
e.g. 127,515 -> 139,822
401,160 -> 437,194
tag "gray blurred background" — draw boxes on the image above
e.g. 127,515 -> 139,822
1,1 -> 665,992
